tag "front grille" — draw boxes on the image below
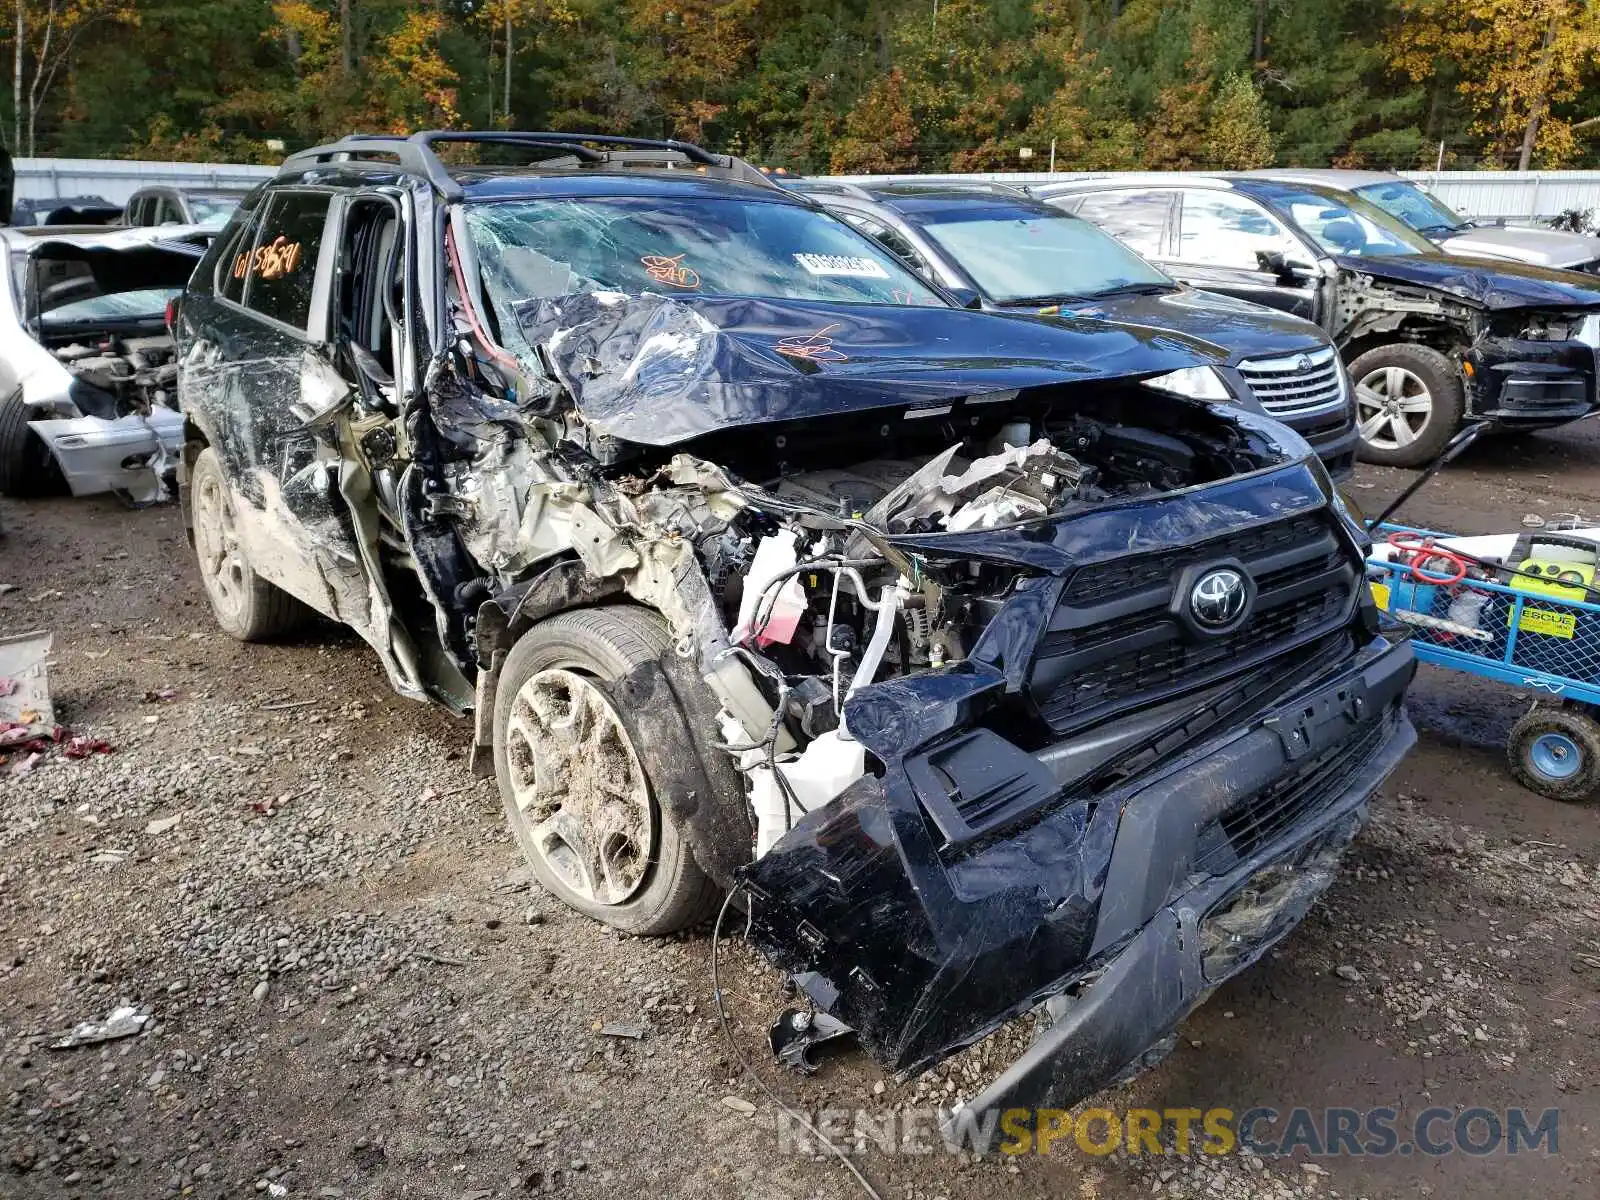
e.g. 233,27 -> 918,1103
1030,512 -> 1357,736
1194,714 -> 1391,875
1064,514 -> 1327,606
1239,346 -> 1348,419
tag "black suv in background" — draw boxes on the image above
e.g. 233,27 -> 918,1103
173,132 -> 1414,1140
795,180 -> 1360,476
1039,174 -> 1600,466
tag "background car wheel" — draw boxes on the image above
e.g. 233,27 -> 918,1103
1507,706 -> 1600,802
0,388 -> 64,498
189,447 -> 310,641
492,606 -> 720,935
1349,343 -> 1464,468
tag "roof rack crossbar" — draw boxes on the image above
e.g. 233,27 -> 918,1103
276,130 -> 777,197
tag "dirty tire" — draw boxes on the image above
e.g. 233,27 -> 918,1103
1349,343 -> 1464,468
0,388 -> 63,497
493,606 -> 721,935
1507,706 -> 1600,802
189,447 -> 310,641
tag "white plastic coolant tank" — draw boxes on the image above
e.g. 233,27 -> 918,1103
751,730 -> 868,857
733,530 -> 807,646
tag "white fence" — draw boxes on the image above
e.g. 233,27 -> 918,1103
13,155 -> 1600,222
827,168 -> 1600,223
12,157 -> 275,208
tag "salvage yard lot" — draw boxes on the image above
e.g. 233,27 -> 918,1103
3,429 -> 1600,1200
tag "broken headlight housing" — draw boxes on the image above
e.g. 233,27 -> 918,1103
1140,365 -> 1233,402
1518,313 -> 1600,343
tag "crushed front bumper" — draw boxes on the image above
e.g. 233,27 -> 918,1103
744,634 -> 1415,1134
1467,337 -> 1598,425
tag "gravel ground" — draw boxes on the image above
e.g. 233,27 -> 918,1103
2,425 -> 1599,1199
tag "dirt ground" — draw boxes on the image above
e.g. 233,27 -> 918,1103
2,425 -> 1598,1200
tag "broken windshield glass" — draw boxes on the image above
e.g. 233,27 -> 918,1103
465,195 -> 946,357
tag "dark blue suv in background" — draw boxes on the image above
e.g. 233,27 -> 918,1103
173,132 -> 1413,1143
793,180 -> 1360,477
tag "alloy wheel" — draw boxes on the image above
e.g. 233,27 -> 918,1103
193,468 -> 248,625
502,668 -> 657,907
1355,365 -> 1433,451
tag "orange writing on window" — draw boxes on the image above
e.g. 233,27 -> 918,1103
640,253 -> 700,289
233,235 -> 305,282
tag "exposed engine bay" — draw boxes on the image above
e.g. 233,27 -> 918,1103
47,333 -> 178,419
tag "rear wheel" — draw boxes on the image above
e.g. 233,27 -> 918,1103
0,389 -> 63,498
492,606 -> 720,935
190,447 -> 310,640
1350,343 -> 1464,468
1507,706 -> 1600,802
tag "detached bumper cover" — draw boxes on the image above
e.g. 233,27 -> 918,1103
743,634 -> 1415,1116
28,407 -> 182,500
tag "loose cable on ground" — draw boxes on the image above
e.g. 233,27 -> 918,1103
710,886 -> 884,1200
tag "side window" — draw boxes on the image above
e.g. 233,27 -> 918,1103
241,191 -> 332,332
1068,190 -> 1172,257
156,197 -> 182,225
217,206 -> 264,304
128,195 -> 151,225
1178,191 -> 1298,271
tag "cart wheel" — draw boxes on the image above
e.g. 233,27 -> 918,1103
1507,707 -> 1600,802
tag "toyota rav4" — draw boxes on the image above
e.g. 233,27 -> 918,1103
173,132 -> 1416,1139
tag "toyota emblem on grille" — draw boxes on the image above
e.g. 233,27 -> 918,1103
1190,568 -> 1249,628
1295,355 -> 1314,373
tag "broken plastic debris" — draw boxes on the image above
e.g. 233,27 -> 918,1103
720,1095 -> 757,1115
50,1005 -> 149,1049
598,1022 -> 645,1040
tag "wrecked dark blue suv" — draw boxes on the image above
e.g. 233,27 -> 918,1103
172,133 -> 1415,1139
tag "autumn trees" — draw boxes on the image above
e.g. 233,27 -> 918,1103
0,0 -> 1596,172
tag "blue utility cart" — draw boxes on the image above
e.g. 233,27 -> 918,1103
1367,520 -> 1600,800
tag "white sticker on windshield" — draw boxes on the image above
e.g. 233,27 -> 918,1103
793,253 -> 890,279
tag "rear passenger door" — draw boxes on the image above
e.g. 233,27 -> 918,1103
1167,189 -> 1320,319
185,187 -> 365,622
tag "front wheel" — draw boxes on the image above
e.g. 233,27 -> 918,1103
1349,343 -> 1465,468
0,388 -> 63,498
492,606 -> 721,935
1507,706 -> 1600,802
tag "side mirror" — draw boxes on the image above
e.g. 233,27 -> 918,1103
1256,248 -> 1316,282
944,285 -> 983,310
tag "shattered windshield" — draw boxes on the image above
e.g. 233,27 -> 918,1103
917,210 -> 1173,306
466,195 -> 945,349
1352,181 -> 1467,236
1262,186 -> 1437,258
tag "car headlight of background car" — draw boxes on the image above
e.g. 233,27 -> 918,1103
1141,365 -> 1234,401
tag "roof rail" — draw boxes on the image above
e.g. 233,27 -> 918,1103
276,130 -> 778,199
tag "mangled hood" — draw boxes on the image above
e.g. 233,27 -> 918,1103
516,292 -> 1228,446
1333,252 -> 1600,311
21,227 -> 206,297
